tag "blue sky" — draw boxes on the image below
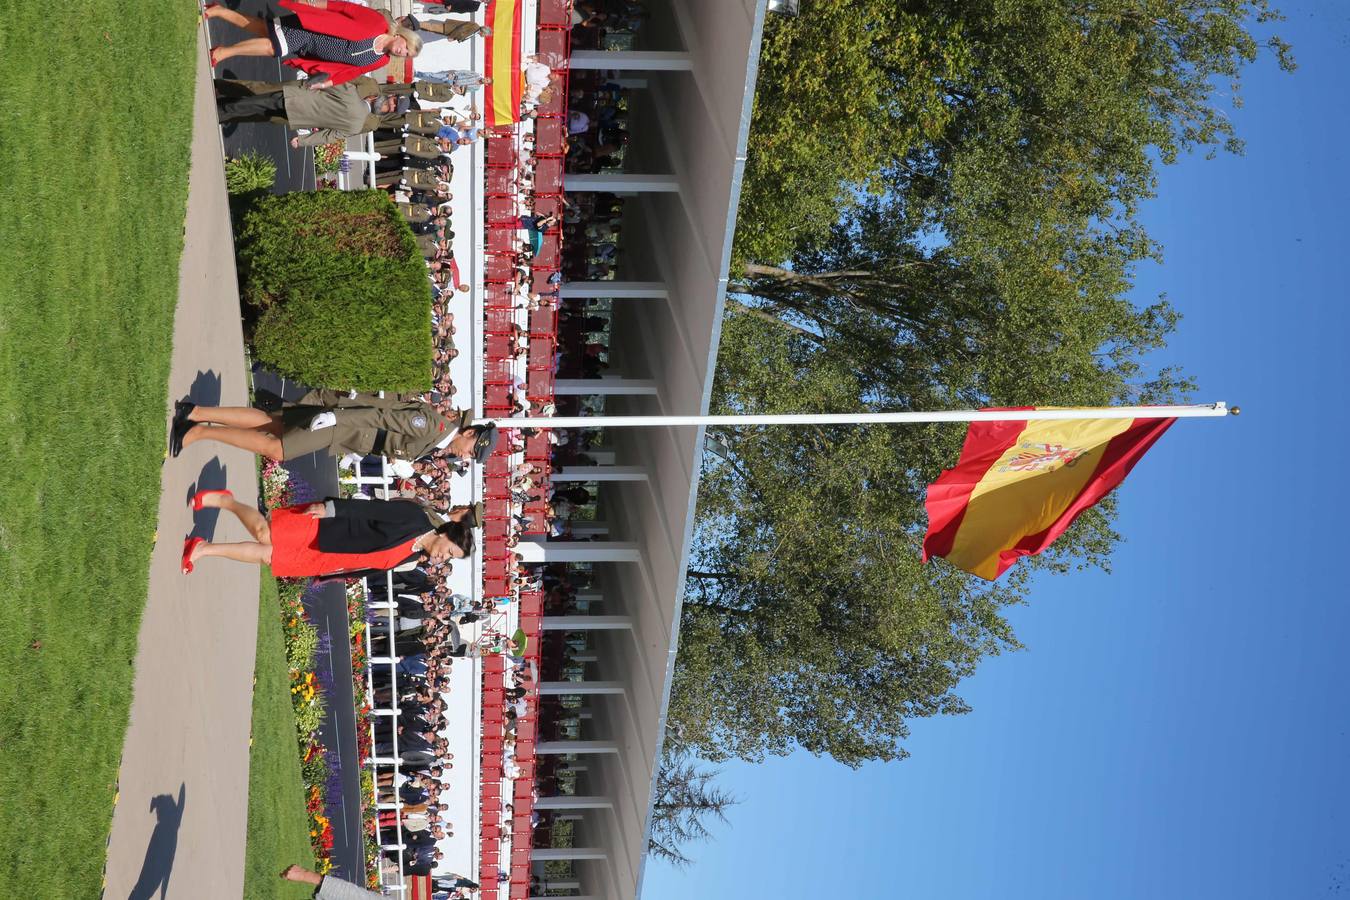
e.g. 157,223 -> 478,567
643,6 -> 1350,899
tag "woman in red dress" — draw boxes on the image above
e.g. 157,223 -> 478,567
204,0 -> 422,87
181,491 -> 472,577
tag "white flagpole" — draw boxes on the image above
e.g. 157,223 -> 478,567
485,402 -> 1237,430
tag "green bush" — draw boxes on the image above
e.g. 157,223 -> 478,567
235,190 -> 433,392
224,151 -> 277,195
286,622 -> 319,672
301,752 -> 329,787
295,696 -> 326,739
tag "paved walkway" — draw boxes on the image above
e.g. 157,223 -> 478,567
102,32 -> 260,900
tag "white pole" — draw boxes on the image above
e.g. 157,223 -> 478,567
484,402 -> 1236,430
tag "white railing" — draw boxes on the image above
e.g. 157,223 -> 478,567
344,457 -> 409,893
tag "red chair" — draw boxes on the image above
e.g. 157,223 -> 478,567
485,307 -> 516,334
533,237 -> 560,269
534,116 -> 566,155
518,592 -> 542,616
485,255 -> 515,282
536,27 -> 569,62
486,228 -> 519,255
485,166 -> 517,195
525,433 -> 551,461
536,88 -> 565,117
531,270 -> 558,295
538,0 -> 571,27
527,368 -> 555,400
484,357 -> 515,385
487,196 -> 518,224
534,195 -> 564,217
484,333 -> 512,359
485,137 -> 515,168
529,307 -> 558,336
535,158 -> 564,192
527,339 -> 554,371
484,383 -> 511,410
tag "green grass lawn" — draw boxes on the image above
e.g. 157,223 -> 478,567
0,3 -> 199,895
243,570 -> 321,899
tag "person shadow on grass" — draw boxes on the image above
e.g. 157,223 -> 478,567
127,783 -> 186,900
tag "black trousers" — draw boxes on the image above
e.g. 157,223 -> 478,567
216,90 -> 288,124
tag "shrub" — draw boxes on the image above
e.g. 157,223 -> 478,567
224,150 -> 277,195
301,752 -> 329,787
295,696 -> 327,738
287,622 -> 320,672
235,190 -> 432,392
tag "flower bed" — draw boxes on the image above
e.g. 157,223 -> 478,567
314,140 -> 345,175
279,577 -> 334,874
264,462 -> 338,873
347,581 -> 382,889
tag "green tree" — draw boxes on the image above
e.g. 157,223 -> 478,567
647,750 -> 738,867
736,0 -> 1293,268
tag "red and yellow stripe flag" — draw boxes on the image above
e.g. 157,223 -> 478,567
407,875 -> 433,900
922,411 -> 1175,580
484,0 -> 523,127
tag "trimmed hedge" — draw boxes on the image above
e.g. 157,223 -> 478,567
236,190 -> 432,392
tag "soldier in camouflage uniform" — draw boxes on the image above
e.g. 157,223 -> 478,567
171,390 -> 497,465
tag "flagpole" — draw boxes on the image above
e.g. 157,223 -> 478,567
485,402 -> 1237,430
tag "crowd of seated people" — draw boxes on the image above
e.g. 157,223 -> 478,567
569,0 -> 649,49
357,4 -> 657,894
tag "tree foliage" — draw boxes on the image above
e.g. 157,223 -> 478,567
736,0 -> 1294,267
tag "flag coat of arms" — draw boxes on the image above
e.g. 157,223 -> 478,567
922,411 -> 1175,580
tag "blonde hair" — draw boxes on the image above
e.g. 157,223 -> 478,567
393,27 -> 423,57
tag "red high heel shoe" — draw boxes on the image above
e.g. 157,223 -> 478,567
190,489 -> 233,511
182,537 -> 206,574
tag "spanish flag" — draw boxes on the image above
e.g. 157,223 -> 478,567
484,0 -> 522,127
922,412 -> 1175,580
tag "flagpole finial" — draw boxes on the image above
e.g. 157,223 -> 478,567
1229,405 -> 1241,416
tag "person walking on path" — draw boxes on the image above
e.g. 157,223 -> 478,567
181,491 -> 474,575
170,389 -> 498,464
279,863 -> 386,899
204,0 -> 421,87
214,76 -> 409,146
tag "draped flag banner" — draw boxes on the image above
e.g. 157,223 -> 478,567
484,0 -> 523,127
408,875 -> 433,900
922,411 -> 1176,580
